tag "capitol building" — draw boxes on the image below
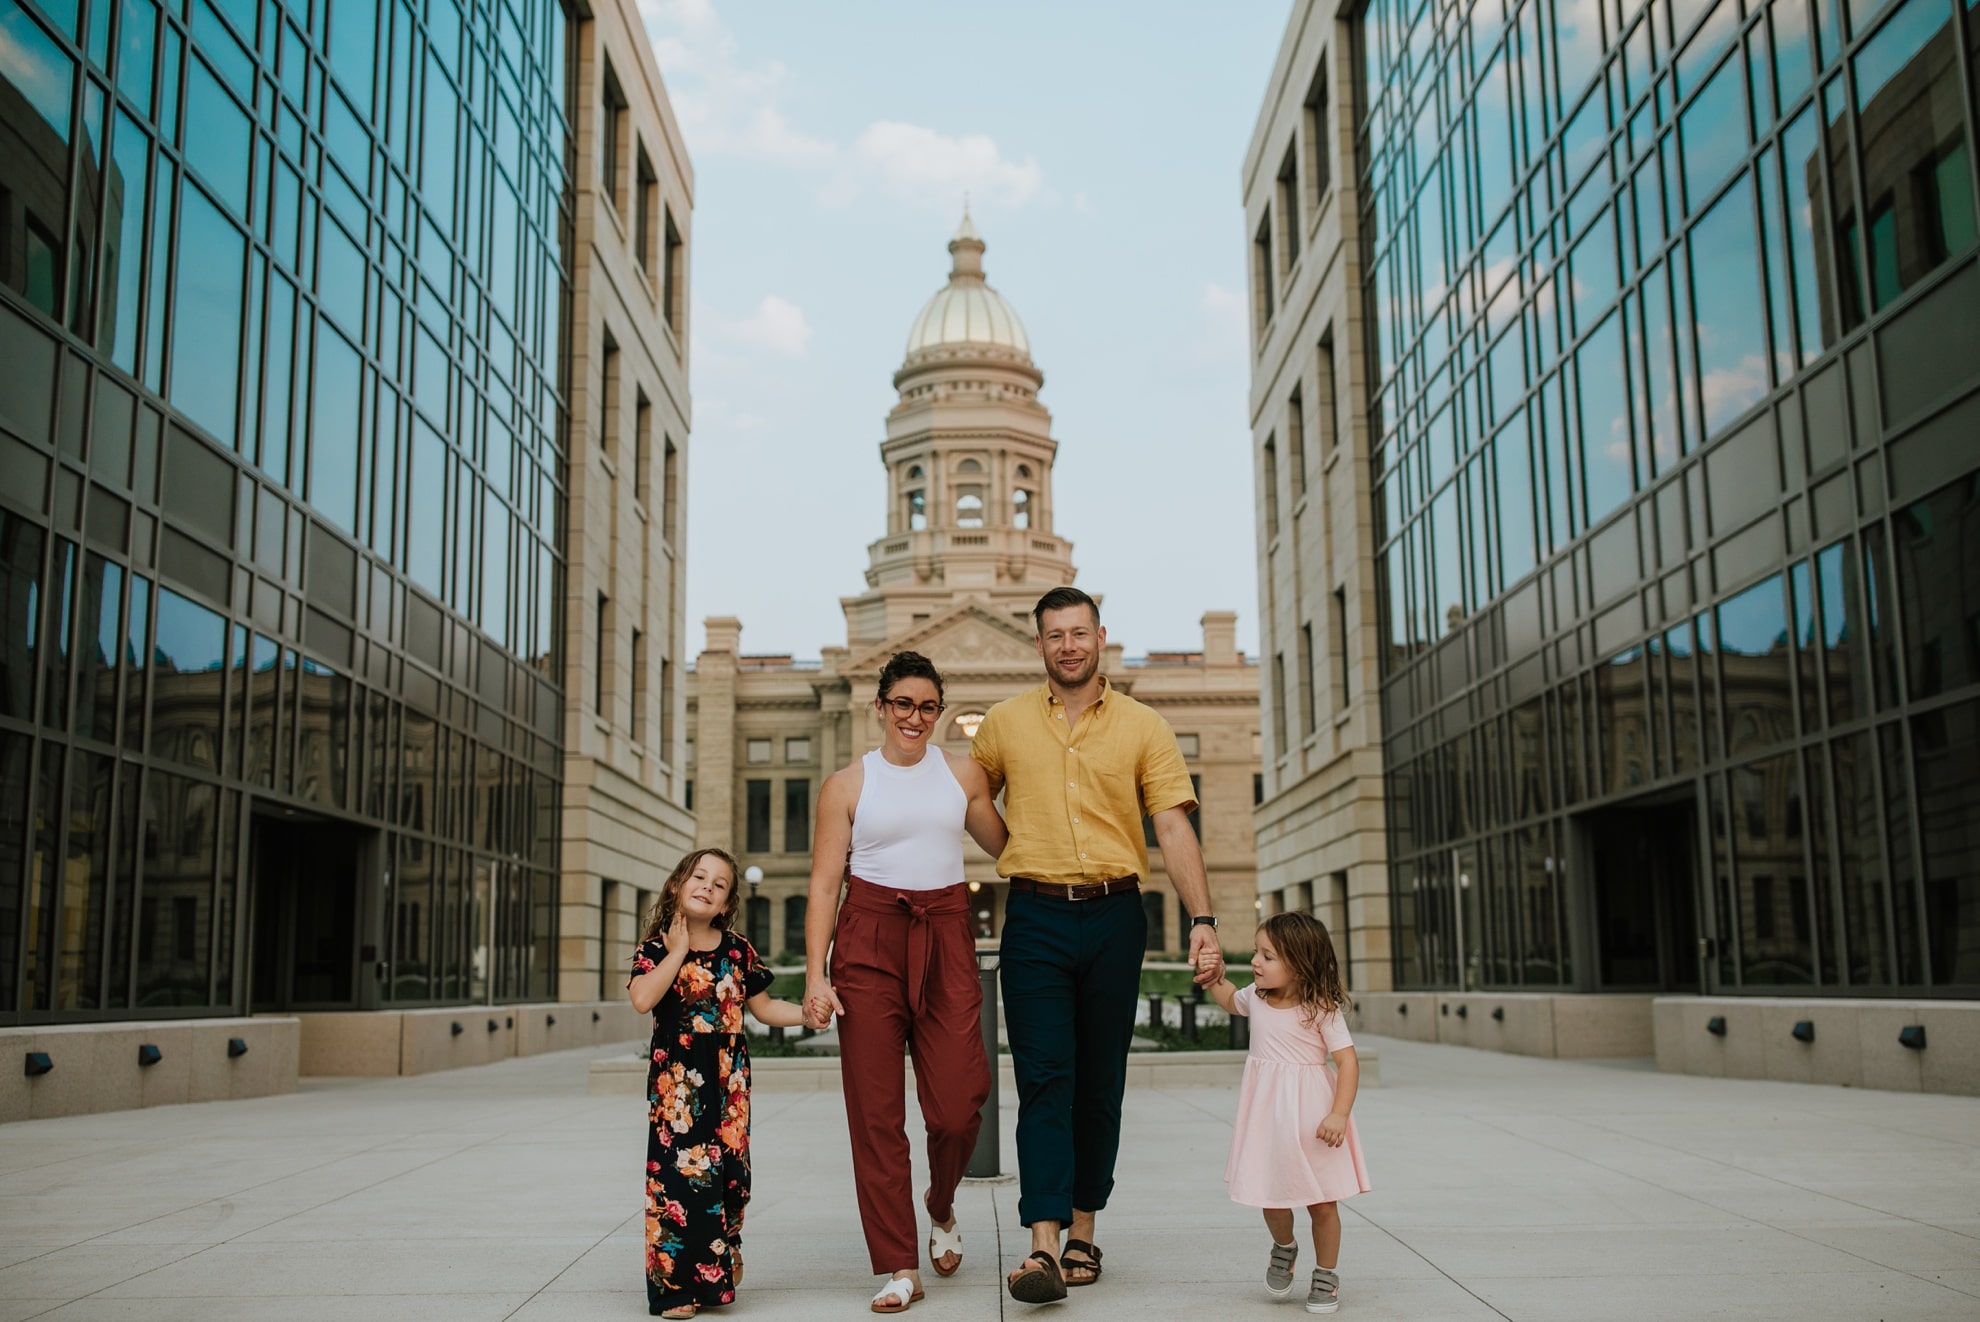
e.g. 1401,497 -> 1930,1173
682,215 -> 1262,957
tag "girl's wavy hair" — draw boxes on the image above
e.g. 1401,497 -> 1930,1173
640,848 -> 742,944
1257,911 -> 1351,1022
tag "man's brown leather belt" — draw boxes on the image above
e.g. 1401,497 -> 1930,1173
1006,875 -> 1141,901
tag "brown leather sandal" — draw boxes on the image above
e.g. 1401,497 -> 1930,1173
1061,1238 -> 1103,1286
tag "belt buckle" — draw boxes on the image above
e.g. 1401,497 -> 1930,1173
1065,882 -> 1093,902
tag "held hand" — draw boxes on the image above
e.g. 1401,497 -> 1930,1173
803,976 -> 846,1030
1317,1113 -> 1348,1148
1188,923 -> 1224,987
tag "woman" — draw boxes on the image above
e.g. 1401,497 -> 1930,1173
804,652 -> 1007,1314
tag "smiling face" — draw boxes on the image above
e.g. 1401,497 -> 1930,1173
876,675 -> 942,762
1036,603 -> 1105,689
1250,929 -> 1287,992
674,854 -> 735,924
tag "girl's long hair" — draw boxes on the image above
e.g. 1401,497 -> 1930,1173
1256,911 -> 1350,1023
640,848 -> 742,944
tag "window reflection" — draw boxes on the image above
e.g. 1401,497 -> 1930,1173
1718,574 -> 1796,757
1731,752 -> 1813,984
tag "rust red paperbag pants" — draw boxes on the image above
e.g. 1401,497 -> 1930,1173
831,876 -> 991,1274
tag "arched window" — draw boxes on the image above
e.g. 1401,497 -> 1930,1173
955,487 -> 984,527
957,458 -> 983,474
1013,488 -> 1031,529
907,489 -> 927,530
907,464 -> 923,479
1015,464 -> 1031,478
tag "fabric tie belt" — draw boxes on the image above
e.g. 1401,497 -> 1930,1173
844,876 -> 970,1016
1006,875 -> 1141,901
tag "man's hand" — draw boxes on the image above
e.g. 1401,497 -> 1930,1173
803,975 -> 846,1030
1188,922 -> 1223,987
1317,1113 -> 1348,1147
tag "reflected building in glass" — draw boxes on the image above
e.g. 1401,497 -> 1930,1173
0,0 -> 692,1030
1253,0 -> 1980,1008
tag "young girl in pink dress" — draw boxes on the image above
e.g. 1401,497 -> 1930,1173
1207,911 -> 1370,1314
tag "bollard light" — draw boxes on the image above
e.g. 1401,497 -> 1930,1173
1791,1020 -> 1815,1044
137,1044 -> 162,1067
227,1038 -> 249,1058
24,1052 -> 52,1077
1706,1016 -> 1727,1037
1898,1025 -> 1926,1050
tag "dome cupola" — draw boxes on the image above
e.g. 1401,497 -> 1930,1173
902,208 -> 1032,362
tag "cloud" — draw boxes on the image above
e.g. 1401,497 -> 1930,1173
849,121 -> 1045,209
711,295 -> 813,358
641,4 -> 1045,210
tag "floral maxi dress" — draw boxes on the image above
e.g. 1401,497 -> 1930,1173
631,934 -> 773,1315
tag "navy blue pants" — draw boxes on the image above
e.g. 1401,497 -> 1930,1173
999,888 -> 1145,1227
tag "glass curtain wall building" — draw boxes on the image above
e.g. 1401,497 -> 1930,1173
0,0 -> 571,1021
1356,0 -> 1980,996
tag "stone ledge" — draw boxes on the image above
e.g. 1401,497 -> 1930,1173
295,1000 -> 649,1077
589,1046 -> 1380,1096
1,1018 -> 300,1123
1349,991 -> 1653,1058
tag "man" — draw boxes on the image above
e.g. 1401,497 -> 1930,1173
970,586 -> 1223,1304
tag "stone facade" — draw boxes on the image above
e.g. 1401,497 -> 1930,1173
559,0 -> 696,1001
1243,2 -> 1392,991
687,218 -> 1261,958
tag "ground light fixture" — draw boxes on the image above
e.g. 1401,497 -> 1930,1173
137,1044 -> 162,1067
228,1038 -> 249,1058
24,1052 -> 52,1077
1491,1006 -> 1505,1022
451,1021 -> 464,1036
1791,1021 -> 1815,1043
1706,1016 -> 1728,1036
1898,1025 -> 1927,1050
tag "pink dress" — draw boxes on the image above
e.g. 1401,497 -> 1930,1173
1224,985 -> 1371,1208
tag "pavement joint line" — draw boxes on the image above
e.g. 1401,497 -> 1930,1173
501,1207 -> 639,1320
1462,1107 -> 1980,1305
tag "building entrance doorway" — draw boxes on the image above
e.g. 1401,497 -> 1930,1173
1584,797 -> 1701,991
249,812 -> 375,1011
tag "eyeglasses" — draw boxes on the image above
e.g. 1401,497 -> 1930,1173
883,697 -> 945,719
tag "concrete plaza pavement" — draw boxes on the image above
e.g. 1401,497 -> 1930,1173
0,1037 -> 1974,1321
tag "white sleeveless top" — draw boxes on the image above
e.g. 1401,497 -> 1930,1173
848,748 -> 967,892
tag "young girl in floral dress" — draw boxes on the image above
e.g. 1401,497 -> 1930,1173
628,848 -> 805,1319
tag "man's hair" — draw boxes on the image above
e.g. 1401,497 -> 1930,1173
1032,586 -> 1100,633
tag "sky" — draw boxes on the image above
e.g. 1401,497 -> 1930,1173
642,0 -> 1293,660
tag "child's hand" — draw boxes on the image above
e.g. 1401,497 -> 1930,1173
1317,1113 -> 1348,1147
666,910 -> 690,951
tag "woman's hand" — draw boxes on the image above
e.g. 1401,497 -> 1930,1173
804,975 -> 845,1030
1317,1112 -> 1349,1147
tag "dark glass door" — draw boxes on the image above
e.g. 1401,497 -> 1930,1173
1588,800 -> 1702,991
249,813 -> 371,1010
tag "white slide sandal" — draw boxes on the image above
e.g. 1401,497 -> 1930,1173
928,1220 -> 964,1276
871,1276 -> 924,1313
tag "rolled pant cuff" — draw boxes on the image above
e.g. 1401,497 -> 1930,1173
1016,1196 -> 1073,1228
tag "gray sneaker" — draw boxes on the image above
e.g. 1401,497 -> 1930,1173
1265,1241 -> 1297,1297
1306,1267 -> 1340,1313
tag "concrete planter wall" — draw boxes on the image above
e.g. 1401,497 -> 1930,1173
293,1000 -> 648,1077
1,1018 -> 300,1123
1652,996 -> 1980,1096
1349,992 -> 1654,1057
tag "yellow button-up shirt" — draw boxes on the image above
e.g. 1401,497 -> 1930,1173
970,678 -> 1198,887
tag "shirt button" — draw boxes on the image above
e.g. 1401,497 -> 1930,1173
1068,782 -> 1076,789
1080,853 -> 1088,860
1073,817 -> 1079,823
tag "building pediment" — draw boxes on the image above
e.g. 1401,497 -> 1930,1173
841,602 -> 1039,676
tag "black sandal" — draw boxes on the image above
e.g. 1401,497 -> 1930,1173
1060,1239 -> 1103,1286
1006,1250 -> 1068,1304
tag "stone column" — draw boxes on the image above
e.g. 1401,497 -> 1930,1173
696,617 -> 741,851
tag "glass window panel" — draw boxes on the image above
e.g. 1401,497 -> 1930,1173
1814,539 -> 1862,723
116,0 -> 155,109
1429,480 -> 1461,634
1687,174 -> 1769,437
1641,260 -> 1684,471
1792,559 -> 1822,732
1912,697 -> 1980,984
77,552 -> 122,743
309,326 -> 362,533
1892,472 -> 1980,700
1495,415 -> 1536,586
1679,54 -> 1749,212
1575,310 -> 1633,525
1553,0 -> 1607,108
1772,0 -> 1816,108
325,0 -> 376,108
59,749 -> 115,1009
1863,522 -> 1900,708
1731,751 -> 1813,983
1829,730 -> 1890,984
296,658 -> 348,810
152,585 -> 226,772
1719,573 -> 1795,757
1850,0 -> 1973,311
42,538 -> 74,730
101,110 -> 148,370
168,183 -> 246,448
0,511 -> 43,723
316,214 -> 365,335
1569,209 -> 1619,337
1803,744 -> 1841,982
2,1 -> 76,141
136,766 -> 216,1006
182,56 -> 249,217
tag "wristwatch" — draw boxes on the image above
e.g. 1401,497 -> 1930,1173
1191,915 -> 1219,930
